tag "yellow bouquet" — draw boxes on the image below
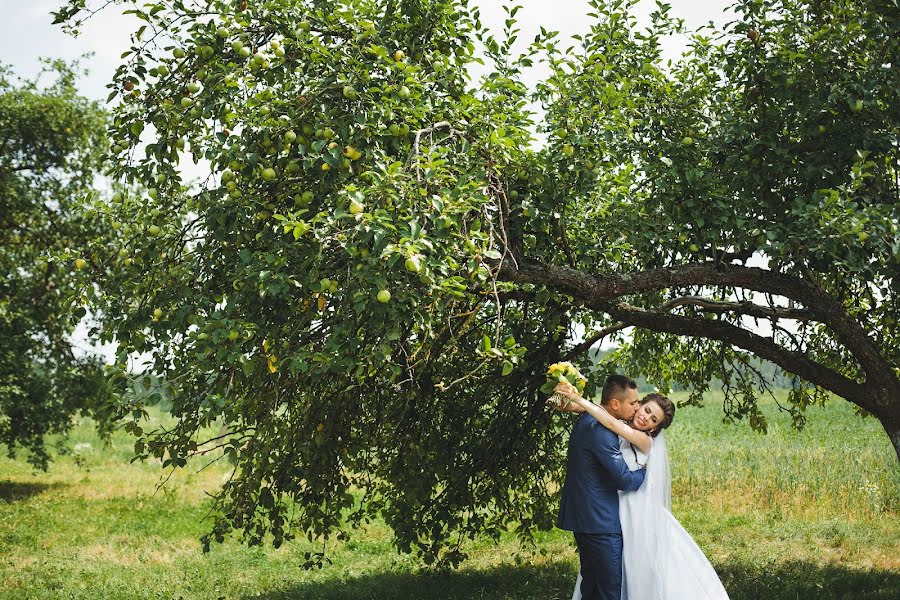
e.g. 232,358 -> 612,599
542,361 -> 587,407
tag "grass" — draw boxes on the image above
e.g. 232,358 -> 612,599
1,390 -> 897,599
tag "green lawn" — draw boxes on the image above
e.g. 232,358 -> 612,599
1,391 -> 897,599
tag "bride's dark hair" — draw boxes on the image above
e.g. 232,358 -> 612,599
641,393 -> 675,437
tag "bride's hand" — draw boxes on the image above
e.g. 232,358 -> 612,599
554,381 -> 580,401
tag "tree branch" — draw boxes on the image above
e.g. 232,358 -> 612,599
597,300 -> 875,413
497,257 -> 897,392
561,322 -> 627,362
658,295 -> 814,321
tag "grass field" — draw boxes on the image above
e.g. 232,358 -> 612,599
1,391 -> 898,599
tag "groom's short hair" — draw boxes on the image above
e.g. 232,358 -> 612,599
600,374 -> 638,405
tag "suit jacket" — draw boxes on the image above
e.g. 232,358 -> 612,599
557,412 -> 646,533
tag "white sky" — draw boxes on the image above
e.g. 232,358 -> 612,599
2,0 -> 735,101
1,0 -> 738,362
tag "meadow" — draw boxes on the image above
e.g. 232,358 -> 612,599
1,391 -> 897,599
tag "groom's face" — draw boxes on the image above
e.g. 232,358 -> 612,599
610,388 -> 640,420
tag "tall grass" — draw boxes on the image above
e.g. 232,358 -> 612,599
0,390 -> 897,599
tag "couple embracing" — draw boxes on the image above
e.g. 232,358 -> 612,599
554,374 -> 729,600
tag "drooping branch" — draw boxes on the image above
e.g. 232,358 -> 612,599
597,300 -> 874,414
496,257 -> 898,392
558,295 -> 812,363
561,322 -> 627,362
657,295 -> 814,321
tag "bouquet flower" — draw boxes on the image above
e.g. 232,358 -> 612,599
542,361 -> 587,407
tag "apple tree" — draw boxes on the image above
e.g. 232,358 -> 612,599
0,60 -> 118,469
55,0 -> 898,565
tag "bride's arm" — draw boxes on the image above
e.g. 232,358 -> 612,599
554,382 -> 652,455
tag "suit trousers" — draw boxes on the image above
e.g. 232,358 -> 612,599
574,532 -> 623,600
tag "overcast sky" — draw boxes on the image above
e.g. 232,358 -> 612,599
2,0 -> 735,100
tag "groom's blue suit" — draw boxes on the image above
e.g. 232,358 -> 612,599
558,412 -> 646,600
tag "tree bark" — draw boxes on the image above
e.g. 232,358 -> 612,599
880,412 -> 900,462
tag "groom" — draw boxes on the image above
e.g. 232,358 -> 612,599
557,374 -> 645,600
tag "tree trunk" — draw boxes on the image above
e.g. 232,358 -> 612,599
881,414 -> 900,462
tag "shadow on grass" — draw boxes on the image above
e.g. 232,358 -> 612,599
718,560 -> 900,600
0,480 -> 65,502
245,559 -> 900,600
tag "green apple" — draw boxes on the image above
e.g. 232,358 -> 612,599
157,65 -> 169,76
398,85 -> 410,98
187,81 -> 201,94
173,48 -> 185,59
562,144 -> 574,156
689,243 -> 700,253
393,50 -> 405,61
153,308 -> 164,320
221,169 -> 235,182
284,130 -> 297,143
389,124 -> 401,136
180,97 -> 193,109
286,161 -> 300,174
682,136 -> 694,145
217,26 -> 229,38
74,258 -> 87,270
405,255 -> 422,273
118,248 -> 129,258
343,85 -> 358,99
148,225 -> 161,235
261,167 -> 277,181
274,46 -> 285,58
850,99 -> 863,112
360,19 -> 375,31
301,191 -> 315,203
349,199 -> 365,214
858,231 -> 869,242
232,40 -> 244,51
239,46 -> 251,58
376,289 -> 391,303
148,188 -> 159,199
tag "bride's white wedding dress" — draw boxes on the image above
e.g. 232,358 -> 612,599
572,432 -> 729,599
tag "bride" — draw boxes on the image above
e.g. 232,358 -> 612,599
554,381 -> 729,600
